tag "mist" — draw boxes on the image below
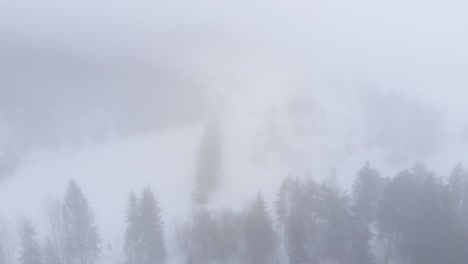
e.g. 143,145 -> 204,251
1,0 -> 468,264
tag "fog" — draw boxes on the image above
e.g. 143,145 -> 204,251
1,0 -> 468,264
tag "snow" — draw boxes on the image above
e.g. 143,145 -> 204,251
2,87 -> 468,263
0,124 -> 203,262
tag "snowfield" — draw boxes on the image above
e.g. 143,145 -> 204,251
0,124 -> 204,262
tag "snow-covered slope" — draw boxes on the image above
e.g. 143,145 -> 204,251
0,124 -> 204,261
2,86 -> 468,263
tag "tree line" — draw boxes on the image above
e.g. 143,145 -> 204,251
2,162 -> 468,264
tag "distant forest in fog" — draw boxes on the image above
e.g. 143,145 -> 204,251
2,161 -> 468,264
1,1 -> 468,264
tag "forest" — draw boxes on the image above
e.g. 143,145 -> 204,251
2,161 -> 468,264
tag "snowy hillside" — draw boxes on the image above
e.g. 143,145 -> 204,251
0,124 -> 204,262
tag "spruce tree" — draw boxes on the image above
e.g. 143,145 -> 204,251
63,180 -> 101,264
191,207 -> 222,263
349,162 -> 382,264
318,184 -> 352,263
123,191 -> 141,264
139,187 -> 165,264
275,177 -> 315,264
18,220 -> 42,264
244,192 -> 276,264
448,165 -> 467,218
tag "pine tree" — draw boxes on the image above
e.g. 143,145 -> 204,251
139,187 -> 165,264
44,239 -> 60,264
18,220 -> 42,264
63,180 -> 101,264
124,191 -> 141,264
244,192 -> 277,264
193,116 -> 222,204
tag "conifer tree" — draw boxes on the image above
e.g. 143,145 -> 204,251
275,177 -> 315,264
448,164 -> 467,218
244,192 -> 276,264
349,162 -> 382,264
139,187 -> 165,264
327,188 -> 352,263
191,207 -> 222,263
123,191 -> 141,264
63,180 -> 101,264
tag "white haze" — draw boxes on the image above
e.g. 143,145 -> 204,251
1,0 -> 468,262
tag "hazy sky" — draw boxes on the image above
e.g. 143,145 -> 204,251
0,0 -> 468,174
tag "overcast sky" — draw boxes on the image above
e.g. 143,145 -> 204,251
0,0 -> 468,175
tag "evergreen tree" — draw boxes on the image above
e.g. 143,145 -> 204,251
217,209 -> 242,262
18,220 -> 42,264
461,180 -> 468,229
190,207 -> 222,263
448,165 -> 467,218
63,180 -> 101,264
318,184 -> 352,264
275,176 -> 294,227
193,116 -> 222,204
406,171 -> 453,264
275,177 -> 321,264
286,179 -> 309,264
378,169 -> 418,263
349,162 -> 382,264
44,239 -> 60,264
244,192 -> 276,264
139,187 -> 165,264
123,191 -> 141,264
